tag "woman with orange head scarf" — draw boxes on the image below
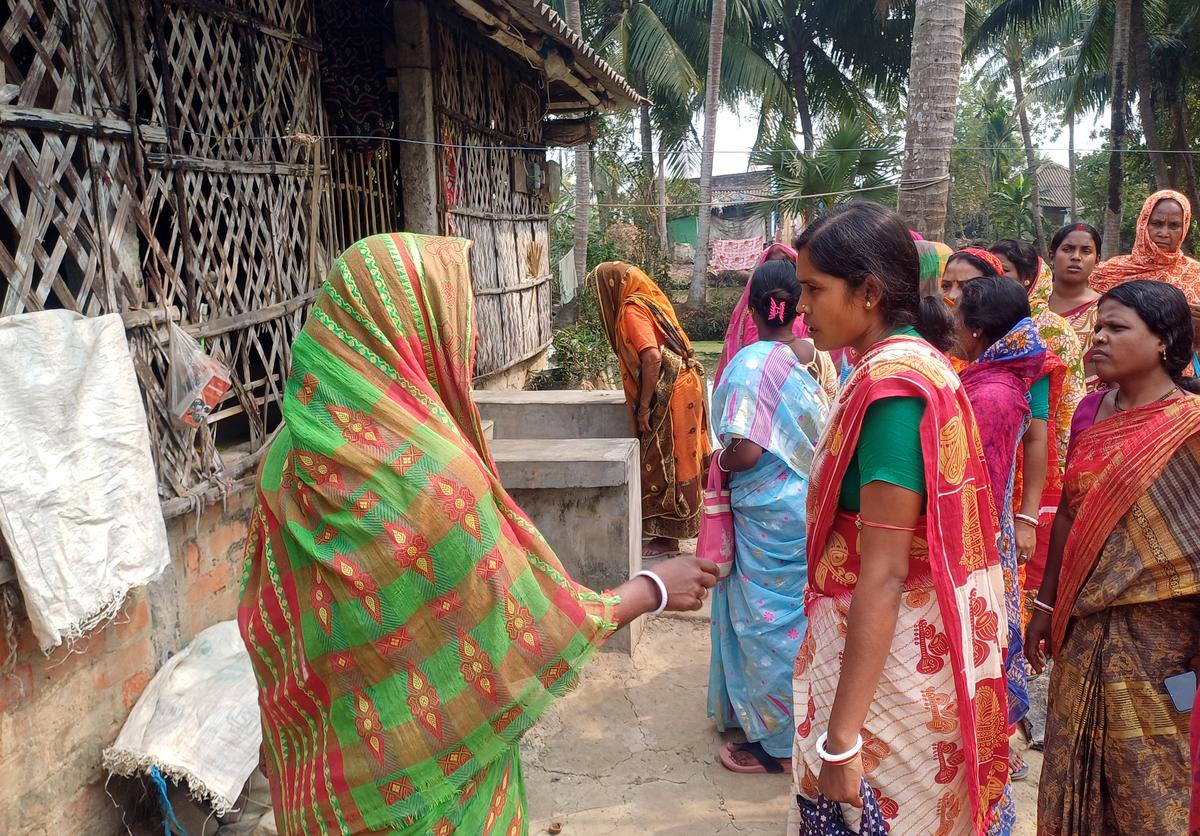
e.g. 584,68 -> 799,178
594,262 -> 711,557
1091,190 -> 1200,301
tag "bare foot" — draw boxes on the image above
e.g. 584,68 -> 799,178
643,537 -> 679,557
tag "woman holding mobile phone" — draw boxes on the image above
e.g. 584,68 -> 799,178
1027,280 -> 1200,835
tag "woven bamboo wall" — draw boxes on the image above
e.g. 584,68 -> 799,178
431,11 -> 552,378
0,0 -> 397,502
0,0 -> 548,503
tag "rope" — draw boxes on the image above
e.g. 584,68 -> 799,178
129,128 -> 1197,158
149,766 -> 188,836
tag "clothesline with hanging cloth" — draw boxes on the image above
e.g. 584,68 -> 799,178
0,310 -> 169,652
709,235 -> 765,272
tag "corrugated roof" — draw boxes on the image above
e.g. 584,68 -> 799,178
447,0 -> 646,112
689,169 -> 775,206
1037,162 -> 1077,210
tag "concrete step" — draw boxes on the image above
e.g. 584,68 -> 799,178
473,389 -> 632,440
481,419 -> 494,441
491,437 -> 642,653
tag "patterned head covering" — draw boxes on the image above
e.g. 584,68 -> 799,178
1091,189 -> 1200,303
239,234 -> 618,831
916,240 -> 953,297
953,247 -> 1007,278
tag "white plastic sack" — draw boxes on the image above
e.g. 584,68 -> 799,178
104,621 -> 261,816
0,310 -> 169,651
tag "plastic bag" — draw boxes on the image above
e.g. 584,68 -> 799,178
167,323 -> 232,428
696,455 -> 734,578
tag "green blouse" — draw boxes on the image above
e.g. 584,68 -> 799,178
1028,374 -> 1049,421
837,327 -> 927,512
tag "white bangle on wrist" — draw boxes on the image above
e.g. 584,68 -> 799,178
634,569 -> 669,615
816,731 -> 864,764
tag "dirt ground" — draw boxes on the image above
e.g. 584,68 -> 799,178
522,611 -> 1042,835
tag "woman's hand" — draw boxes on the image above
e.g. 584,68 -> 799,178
817,755 -> 864,807
1014,520 -> 1036,565
1025,609 -> 1053,676
653,555 -> 719,611
636,408 -> 652,436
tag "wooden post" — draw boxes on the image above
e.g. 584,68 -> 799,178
393,0 -> 439,234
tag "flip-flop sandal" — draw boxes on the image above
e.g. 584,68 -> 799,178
1010,753 -> 1030,781
718,741 -> 789,774
642,547 -> 679,559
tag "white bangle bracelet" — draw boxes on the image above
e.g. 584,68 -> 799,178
1014,513 -> 1039,527
816,731 -> 864,764
634,569 -> 669,615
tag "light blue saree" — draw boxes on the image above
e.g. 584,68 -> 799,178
707,340 -> 827,758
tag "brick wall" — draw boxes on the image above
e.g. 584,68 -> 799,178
0,487 -> 257,836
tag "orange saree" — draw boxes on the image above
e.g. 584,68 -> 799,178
593,262 -> 710,539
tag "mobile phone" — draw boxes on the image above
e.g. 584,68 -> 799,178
1165,671 -> 1197,713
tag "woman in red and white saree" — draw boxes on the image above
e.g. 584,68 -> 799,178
788,203 -> 1010,835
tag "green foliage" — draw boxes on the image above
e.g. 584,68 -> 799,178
667,178 -> 699,220
753,115 -> 898,218
532,279 -> 617,390
990,175 -> 1038,240
948,74 -> 1058,243
676,288 -> 740,341
1074,139 -> 1157,252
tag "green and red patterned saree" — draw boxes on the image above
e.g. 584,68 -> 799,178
238,233 -> 619,835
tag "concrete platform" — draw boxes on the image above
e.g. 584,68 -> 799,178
472,389 -> 632,440
491,437 -> 642,653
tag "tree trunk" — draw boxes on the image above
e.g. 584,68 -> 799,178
1103,0 -> 1133,260
689,0 -> 727,307
1171,79 -> 1200,256
1131,0 -> 1172,189
1068,116 -> 1077,223
1007,41 -> 1046,253
657,143 -> 669,259
640,103 -> 657,259
566,0 -> 590,288
897,0 -> 968,241
785,35 -> 814,151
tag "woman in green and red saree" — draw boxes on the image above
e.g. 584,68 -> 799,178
787,203 -> 1010,835
1028,280 -> 1200,835
237,233 -> 717,835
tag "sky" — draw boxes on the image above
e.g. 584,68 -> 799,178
706,102 -> 1114,177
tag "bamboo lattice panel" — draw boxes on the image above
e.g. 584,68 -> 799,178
0,0 -> 339,498
432,11 -> 551,378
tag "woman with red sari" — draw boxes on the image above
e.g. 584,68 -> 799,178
1027,280 -> 1200,835
787,203 -> 1009,835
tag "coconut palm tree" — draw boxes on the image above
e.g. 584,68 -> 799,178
899,0 -> 971,241
689,0 -> 727,307
754,116 -> 900,219
766,0 -> 914,151
1104,0 -> 1133,258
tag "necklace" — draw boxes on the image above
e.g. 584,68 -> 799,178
1114,384 -> 1178,412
